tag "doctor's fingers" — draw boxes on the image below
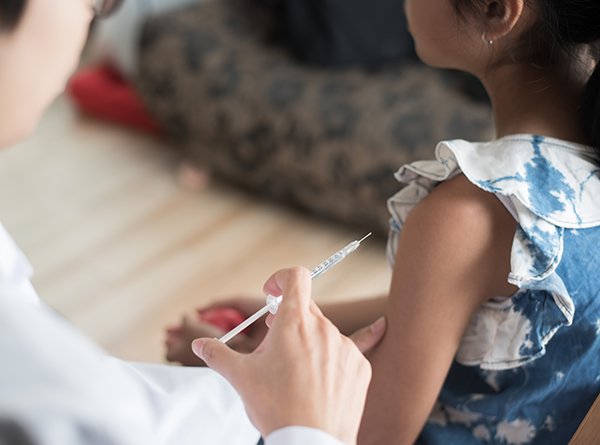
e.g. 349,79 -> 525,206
192,337 -> 244,380
264,299 -> 323,329
262,267 -> 312,319
349,316 -> 387,354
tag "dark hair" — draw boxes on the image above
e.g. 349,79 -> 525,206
0,0 -> 27,32
452,0 -> 600,153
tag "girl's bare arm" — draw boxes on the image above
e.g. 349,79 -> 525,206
319,296 -> 388,337
358,174 -> 518,444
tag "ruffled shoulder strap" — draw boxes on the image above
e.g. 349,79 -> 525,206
386,135 -> 600,370
441,135 -> 600,228
389,135 -> 600,282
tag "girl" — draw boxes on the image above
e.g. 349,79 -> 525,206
169,0 -> 600,443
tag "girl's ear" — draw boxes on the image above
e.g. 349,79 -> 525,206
483,0 -> 525,41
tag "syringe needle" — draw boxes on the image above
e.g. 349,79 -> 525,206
358,232 -> 372,243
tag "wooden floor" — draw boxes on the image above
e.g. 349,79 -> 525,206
0,95 -> 391,364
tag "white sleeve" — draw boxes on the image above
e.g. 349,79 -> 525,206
0,293 -> 260,445
0,222 -> 39,306
265,426 -> 347,445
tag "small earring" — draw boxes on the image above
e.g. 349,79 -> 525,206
482,32 -> 493,45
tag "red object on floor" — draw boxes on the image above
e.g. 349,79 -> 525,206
200,308 -> 247,333
67,65 -> 163,136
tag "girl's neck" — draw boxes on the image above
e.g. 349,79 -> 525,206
480,62 -> 591,145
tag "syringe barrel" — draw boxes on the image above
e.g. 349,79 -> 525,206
310,241 -> 358,280
218,236 -> 367,344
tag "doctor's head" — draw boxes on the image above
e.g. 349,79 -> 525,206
0,0 -> 121,149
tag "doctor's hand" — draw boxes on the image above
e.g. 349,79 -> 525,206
191,267 -> 386,445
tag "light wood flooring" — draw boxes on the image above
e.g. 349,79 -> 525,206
0,95 -> 391,364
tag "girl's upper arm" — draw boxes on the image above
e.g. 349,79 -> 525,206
358,174 -> 518,445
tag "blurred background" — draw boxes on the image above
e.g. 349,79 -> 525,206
0,93 -> 391,364
0,0 -> 494,365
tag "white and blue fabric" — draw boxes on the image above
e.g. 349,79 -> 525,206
387,134 -> 600,444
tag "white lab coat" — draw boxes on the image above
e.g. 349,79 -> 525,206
0,222 -> 344,445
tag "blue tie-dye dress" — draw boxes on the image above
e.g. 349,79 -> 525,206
386,134 -> 600,444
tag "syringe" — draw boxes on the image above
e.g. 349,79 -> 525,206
218,233 -> 372,344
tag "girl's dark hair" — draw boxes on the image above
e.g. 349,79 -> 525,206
0,0 -> 28,32
452,0 -> 600,153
